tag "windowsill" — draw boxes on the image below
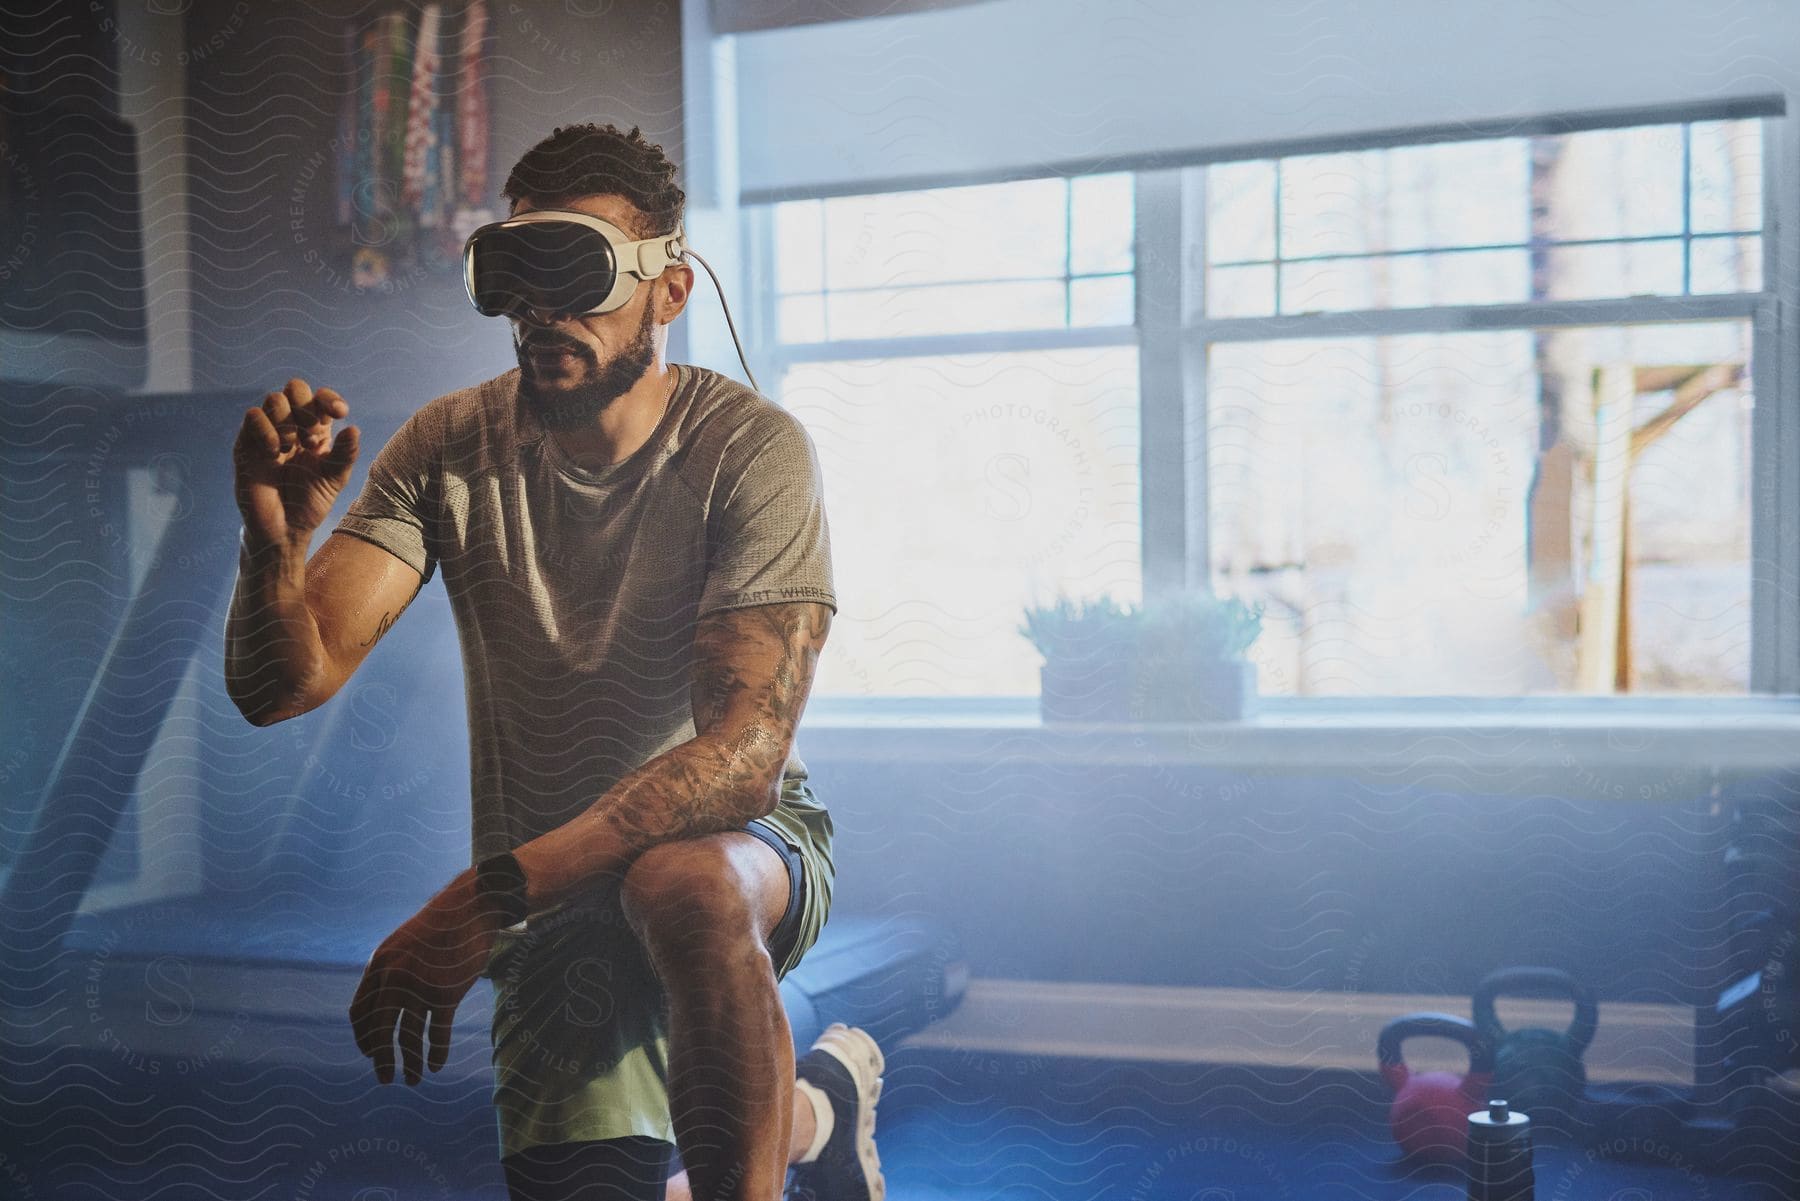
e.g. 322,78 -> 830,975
798,695 -> 1800,773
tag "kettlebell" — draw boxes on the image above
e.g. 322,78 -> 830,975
1472,967 -> 1597,1135
1378,1011 -> 1496,1164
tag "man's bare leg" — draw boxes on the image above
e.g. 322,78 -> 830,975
620,830 -> 800,1201
665,938 -> 792,1201
663,1089 -> 817,1201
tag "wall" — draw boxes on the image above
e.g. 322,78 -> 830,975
733,0 -> 1800,196
802,751 -> 1757,1007
182,0 -> 687,414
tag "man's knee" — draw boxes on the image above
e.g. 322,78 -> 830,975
619,837 -> 766,966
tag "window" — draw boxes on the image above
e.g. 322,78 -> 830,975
753,112 -> 1781,705
1211,322 -> 1752,696
771,175 -> 1134,341
1204,122 -> 1761,318
1199,118 -> 1768,697
752,175 -> 1140,698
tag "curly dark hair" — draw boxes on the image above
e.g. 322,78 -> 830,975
502,122 -> 685,239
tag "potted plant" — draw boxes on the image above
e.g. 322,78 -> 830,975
1016,592 -> 1139,723
1018,589 -> 1264,723
1128,590 -> 1264,721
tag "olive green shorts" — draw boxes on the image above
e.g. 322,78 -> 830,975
480,778 -> 835,1161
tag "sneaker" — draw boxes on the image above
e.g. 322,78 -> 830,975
788,1022 -> 886,1201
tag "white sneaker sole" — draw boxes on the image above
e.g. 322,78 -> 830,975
808,1021 -> 886,1200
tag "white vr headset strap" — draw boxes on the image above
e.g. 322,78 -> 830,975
627,224 -> 686,278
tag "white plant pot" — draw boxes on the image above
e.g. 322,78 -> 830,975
1130,657 -> 1258,722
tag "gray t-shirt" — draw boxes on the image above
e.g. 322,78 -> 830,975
333,362 -> 837,865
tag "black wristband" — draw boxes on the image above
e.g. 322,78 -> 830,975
474,850 -> 530,928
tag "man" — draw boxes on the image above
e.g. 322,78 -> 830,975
225,123 -> 883,1201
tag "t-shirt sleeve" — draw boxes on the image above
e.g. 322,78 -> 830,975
333,404 -> 438,585
697,411 -> 838,618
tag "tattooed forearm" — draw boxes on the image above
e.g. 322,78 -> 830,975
510,601 -> 832,912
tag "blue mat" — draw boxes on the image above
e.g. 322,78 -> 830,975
60,895 -> 968,1056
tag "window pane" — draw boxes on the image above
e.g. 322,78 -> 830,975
768,174 -> 1135,340
1203,121 -> 1752,316
1207,159 -> 1276,264
783,348 -> 1142,698
1070,173 -> 1134,275
822,177 -> 1067,291
1381,138 -> 1530,251
1543,240 -> 1684,301
1591,321 -> 1746,362
1070,275 -> 1132,326
1690,119 -> 1762,234
1280,258 -> 1376,314
1280,249 -> 1526,314
1628,353 -> 1754,693
1540,124 -> 1685,241
1690,235 -> 1762,294
1278,148 -> 1387,259
825,280 -> 1069,340
778,293 -> 825,342
1275,141 -> 1529,258
1209,322 -> 1752,696
1206,263 -> 1276,318
774,199 -> 823,293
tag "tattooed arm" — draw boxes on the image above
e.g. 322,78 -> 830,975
225,530 -> 424,725
510,601 -> 832,912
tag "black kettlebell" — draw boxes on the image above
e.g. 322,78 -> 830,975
1472,967 -> 1597,1135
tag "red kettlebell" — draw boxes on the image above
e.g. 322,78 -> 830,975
1378,1012 -> 1496,1165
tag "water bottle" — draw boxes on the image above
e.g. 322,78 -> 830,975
1467,1098 -> 1534,1201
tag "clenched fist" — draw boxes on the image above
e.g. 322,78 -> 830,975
233,377 -> 360,547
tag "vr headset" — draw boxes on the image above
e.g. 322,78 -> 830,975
462,207 -> 760,389
463,210 -> 686,320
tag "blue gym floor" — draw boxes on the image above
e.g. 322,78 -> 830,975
871,1049 -> 1795,1201
5,1046 -> 1793,1199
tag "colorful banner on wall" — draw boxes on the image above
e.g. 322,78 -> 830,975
333,0 -> 491,288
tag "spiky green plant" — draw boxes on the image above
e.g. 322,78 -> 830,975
1017,591 -> 1139,664
1136,591 -> 1264,663
1019,589 -> 1262,665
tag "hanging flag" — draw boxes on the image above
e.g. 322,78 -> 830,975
457,0 -> 490,209
352,21 -> 378,236
424,82 -> 453,229
425,16 -> 457,259
367,13 -> 396,219
334,21 -> 355,226
384,11 -> 416,209
402,4 -> 443,215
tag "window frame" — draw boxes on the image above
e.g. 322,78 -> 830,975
745,103 -> 1795,708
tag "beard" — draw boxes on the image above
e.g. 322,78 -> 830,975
515,295 -> 659,432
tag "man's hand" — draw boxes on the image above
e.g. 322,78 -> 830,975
234,377 -> 360,549
348,870 -> 500,1085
